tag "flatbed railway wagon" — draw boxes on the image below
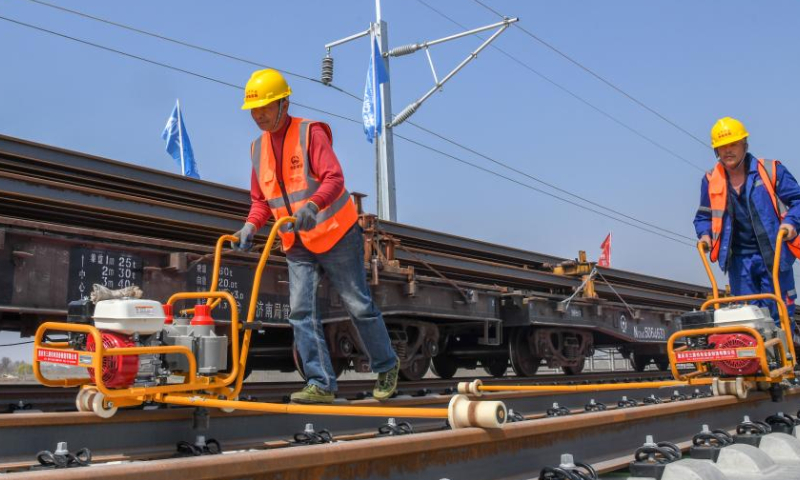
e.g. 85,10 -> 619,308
0,135 -> 714,380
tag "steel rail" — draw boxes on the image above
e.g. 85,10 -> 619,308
3,388 -> 796,480
0,134 -> 250,205
0,133 -> 713,300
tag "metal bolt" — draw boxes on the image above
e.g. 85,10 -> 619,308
54,442 -> 69,456
304,423 -> 315,434
559,453 -> 576,468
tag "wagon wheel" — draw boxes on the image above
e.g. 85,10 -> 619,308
481,357 -> 508,378
399,357 -> 431,381
509,327 -> 541,377
562,356 -> 585,375
630,353 -> 652,372
431,355 -> 458,379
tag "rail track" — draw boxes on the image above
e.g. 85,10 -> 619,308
2,385 -> 796,479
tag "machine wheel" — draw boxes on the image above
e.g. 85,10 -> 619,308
509,327 -> 541,377
90,392 -> 118,419
292,343 -> 348,380
220,396 -> 237,414
431,355 -> 458,379
75,388 -> 95,412
562,357 -> 585,375
630,354 -> 652,372
481,358 -> 508,378
400,357 -> 431,381
734,377 -> 749,399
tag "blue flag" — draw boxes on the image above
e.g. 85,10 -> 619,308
161,100 -> 200,179
363,37 -> 389,143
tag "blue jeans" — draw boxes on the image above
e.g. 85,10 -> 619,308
286,225 -> 397,392
729,253 -> 796,325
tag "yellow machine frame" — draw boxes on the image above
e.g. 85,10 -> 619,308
454,231 -> 796,399
666,228 -> 796,387
33,217 -> 505,423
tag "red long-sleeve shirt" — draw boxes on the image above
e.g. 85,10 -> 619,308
246,116 -> 345,230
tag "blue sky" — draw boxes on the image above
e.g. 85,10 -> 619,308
1,1 -> 799,358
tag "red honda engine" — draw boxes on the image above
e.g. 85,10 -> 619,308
86,332 -> 139,388
708,333 -> 759,376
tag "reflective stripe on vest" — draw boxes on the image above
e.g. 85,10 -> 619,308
706,158 -> 800,262
705,164 -> 728,262
755,158 -> 800,259
250,117 -> 358,253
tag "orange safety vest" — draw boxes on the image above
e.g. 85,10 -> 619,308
706,158 -> 800,262
250,117 -> 358,253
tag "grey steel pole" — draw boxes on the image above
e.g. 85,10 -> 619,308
374,1 -> 397,221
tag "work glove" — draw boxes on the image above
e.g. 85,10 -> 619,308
231,222 -> 256,251
293,202 -> 319,232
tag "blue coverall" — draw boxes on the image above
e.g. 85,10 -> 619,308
694,154 -> 800,323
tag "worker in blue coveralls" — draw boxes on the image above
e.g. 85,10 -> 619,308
694,117 -> 800,337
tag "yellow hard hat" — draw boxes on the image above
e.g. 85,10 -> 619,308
241,69 -> 292,110
710,117 -> 749,149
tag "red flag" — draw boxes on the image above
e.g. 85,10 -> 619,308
598,233 -> 611,267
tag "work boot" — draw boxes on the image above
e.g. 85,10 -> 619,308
290,384 -> 335,404
373,358 -> 400,401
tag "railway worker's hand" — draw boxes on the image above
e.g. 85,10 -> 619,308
293,202 -> 319,232
699,234 -> 712,250
231,222 -> 256,250
780,223 -> 797,241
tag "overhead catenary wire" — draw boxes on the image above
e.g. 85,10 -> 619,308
414,0 -> 705,173
0,340 -> 35,347
0,13 -> 694,247
471,0 -> 711,151
18,1 -> 698,243
22,0 -> 363,102
0,15 -> 361,126
26,0 -> 704,175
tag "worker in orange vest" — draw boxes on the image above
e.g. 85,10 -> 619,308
694,117 -> 800,332
232,69 -> 399,404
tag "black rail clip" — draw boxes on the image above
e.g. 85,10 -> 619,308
628,435 -> 682,480
584,399 -> 606,412
539,453 -> 598,480
507,409 -> 526,422
32,442 -> 91,470
692,388 -> 712,399
670,390 -> 688,402
546,402 -> 570,417
690,424 -> 733,462
643,394 -> 662,405
765,412 -> 797,435
174,435 -> 221,457
377,418 -> 414,436
733,415 -> 771,447
290,423 -> 334,446
9,401 -> 33,413
617,396 -> 638,408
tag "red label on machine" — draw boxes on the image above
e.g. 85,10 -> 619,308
675,348 -> 755,362
36,348 -> 79,366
